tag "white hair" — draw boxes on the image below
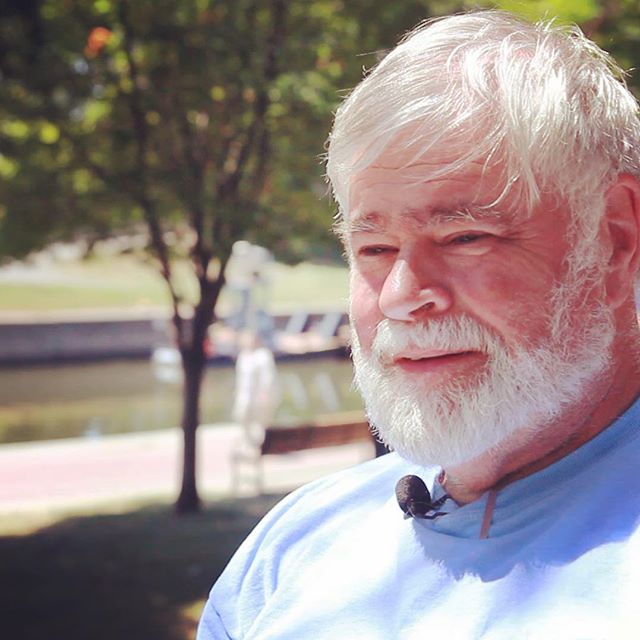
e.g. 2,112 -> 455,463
326,11 -> 640,245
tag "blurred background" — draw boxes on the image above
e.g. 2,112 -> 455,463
0,0 -> 638,638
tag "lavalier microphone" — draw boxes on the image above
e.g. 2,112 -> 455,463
395,475 -> 451,519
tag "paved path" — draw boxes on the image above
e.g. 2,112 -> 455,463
0,424 -> 374,515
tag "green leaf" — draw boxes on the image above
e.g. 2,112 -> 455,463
39,122 -> 61,144
493,0 -> 600,24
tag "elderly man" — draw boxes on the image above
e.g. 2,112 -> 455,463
197,11 -> 640,638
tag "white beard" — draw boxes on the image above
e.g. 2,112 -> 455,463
350,280 -> 615,468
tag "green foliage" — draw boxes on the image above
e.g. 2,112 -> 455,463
583,1 -> 640,92
492,0 -> 600,24
0,0 -> 473,265
3,0 -> 637,265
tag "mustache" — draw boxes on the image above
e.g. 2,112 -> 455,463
369,316 -> 503,364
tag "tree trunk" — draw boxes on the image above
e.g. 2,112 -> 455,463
174,275 -> 223,515
175,337 -> 207,514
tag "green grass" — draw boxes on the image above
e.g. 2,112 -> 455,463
268,262 -> 350,310
0,255 -> 177,311
0,281 -> 168,311
0,255 -> 349,314
0,494 -> 285,640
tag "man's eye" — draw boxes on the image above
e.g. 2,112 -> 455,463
449,233 -> 489,245
358,245 -> 397,257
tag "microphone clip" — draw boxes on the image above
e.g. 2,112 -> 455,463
395,475 -> 451,520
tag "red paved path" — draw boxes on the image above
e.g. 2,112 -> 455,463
0,424 -> 374,514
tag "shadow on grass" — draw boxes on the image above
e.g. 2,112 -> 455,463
0,493 -> 286,640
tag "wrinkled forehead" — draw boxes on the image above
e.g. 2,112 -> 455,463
337,117 -> 504,208
347,152 -> 524,224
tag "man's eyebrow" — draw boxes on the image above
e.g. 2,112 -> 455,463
348,205 -> 510,233
426,205 -> 511,224
347,211 -> 388,233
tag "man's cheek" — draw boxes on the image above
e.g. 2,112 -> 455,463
350,313 -> 379,354
349,280 -> 381,352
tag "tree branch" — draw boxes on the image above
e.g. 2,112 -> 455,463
170,85 -> 211,280
117,0 -> 183,340
218,0 -> 287,201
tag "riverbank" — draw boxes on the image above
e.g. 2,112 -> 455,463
0,253 -> 350,363
0,306 -> 349,365
0,422 -> 374,532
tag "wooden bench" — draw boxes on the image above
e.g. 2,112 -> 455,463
230,412 -> 374,493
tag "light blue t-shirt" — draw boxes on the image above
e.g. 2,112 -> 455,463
197,398 -> 640,639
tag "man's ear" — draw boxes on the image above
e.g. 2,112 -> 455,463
602,174 -> 640,308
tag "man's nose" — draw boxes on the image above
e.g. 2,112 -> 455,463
378,255 -> 453,321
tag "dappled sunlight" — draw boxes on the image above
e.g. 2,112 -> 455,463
176,599 -> 208,638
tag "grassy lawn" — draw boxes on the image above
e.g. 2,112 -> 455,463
0,254 -> 349,314
0,494 -> 285,640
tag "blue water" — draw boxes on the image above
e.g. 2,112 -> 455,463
0,356 -> 362,444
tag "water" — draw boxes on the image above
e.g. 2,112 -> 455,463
0,356 -> 363,444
